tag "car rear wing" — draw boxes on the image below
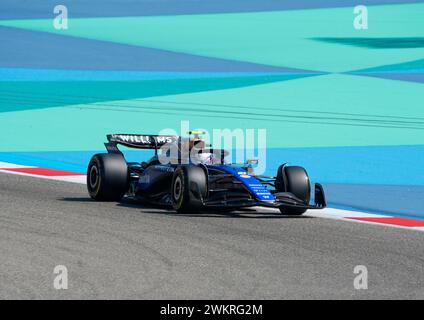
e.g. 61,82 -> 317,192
105,134 -> 178,154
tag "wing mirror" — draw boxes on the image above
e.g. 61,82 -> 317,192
245,159 -> 258,174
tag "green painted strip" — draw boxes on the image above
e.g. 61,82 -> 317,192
312,37 -> 424,49
1,74 -> 423,151
352,58 -> 424,73
0,74 -> 311,112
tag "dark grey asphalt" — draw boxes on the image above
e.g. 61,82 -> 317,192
0,172 -> 423,299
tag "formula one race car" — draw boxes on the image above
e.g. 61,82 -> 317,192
87,132 -> 326,215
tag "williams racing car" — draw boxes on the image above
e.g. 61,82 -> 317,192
87,132 -> 326,215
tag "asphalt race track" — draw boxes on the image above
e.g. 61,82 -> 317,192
1,172 -> 423,299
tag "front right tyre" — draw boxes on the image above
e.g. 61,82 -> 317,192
172,166 -> 207,213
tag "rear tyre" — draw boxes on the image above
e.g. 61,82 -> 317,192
87,153 -> 129,201
172,166 -> 207,213
276,165 -> 310,215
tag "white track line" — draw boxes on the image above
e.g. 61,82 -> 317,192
0,169 -> 86,184
0,161 -> 35,169
0,161 -> 85,184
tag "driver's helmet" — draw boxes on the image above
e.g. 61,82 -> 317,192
192,152 -> 218,165
179,133 -> 220,164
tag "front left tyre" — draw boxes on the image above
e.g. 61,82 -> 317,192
275,165 -> 311,215
87,153 -> 129,201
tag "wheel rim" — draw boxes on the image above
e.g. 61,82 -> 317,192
173,176 -> 182,201
89,165 -> 99,189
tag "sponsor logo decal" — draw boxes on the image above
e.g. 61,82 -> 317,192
156,136 -> 174,144
111,134 -> 152,144
153,165 -> 174,172
110,134 -> 175,145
